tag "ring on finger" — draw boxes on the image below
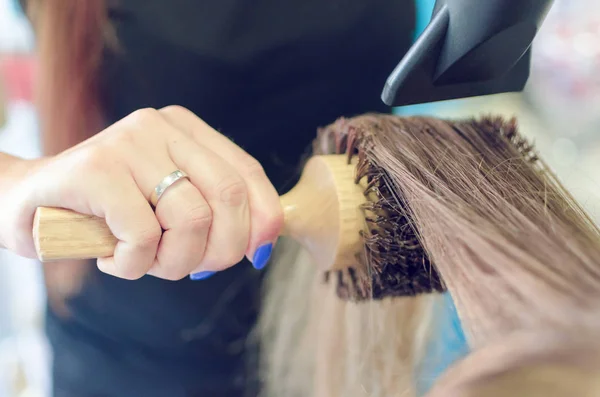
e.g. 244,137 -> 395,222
150,170 -> 190,207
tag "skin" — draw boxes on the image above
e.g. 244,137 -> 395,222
0,105 -> 284,280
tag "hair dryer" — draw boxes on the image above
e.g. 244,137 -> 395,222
382,0 -> 554,106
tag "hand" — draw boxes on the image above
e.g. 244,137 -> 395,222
0,106 -> 283,280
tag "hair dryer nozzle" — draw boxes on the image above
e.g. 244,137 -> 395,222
382,0 -> 554,107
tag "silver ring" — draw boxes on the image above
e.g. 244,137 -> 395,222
150,170 -> 189,207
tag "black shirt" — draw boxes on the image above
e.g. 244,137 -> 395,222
45,1 -> 416,396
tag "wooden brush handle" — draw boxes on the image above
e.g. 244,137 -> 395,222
33,207 -> 118,261
32,155 -> 366,269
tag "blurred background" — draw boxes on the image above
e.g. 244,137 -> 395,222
0,0 -> 50,397
1,0 -> 599,396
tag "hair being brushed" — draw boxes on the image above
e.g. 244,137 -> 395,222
259,113 -> 600,396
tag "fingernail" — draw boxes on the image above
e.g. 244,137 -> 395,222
190,271 -> 216,281
252,243 -> 273,270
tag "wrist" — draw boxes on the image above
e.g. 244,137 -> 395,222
0,154 -> 47,250
0,154 -> 35,188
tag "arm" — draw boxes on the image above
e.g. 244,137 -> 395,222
0,153 -> 37,249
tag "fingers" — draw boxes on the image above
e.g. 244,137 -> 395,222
120,109 -> 252,276
21,147 -> 162,279
23,106 -> 278,282
166,130 -> 251,273
125,148 -> 213,280
158,106 -> 284,267
96,176 -> 162,279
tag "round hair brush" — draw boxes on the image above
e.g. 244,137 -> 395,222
33,155 -> 368,271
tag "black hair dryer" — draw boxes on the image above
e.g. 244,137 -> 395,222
382,0 -> 554,106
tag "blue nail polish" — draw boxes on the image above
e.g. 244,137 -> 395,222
190,271 -> 216,281
252,243 -> 273,270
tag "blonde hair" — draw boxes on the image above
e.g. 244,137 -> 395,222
258,238 -> 438,397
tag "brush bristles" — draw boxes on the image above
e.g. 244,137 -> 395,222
314,117 -> 445,302
314,114 -> 541,302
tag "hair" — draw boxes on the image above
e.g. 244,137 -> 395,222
258,113 -> 600,396
426,328 -> 600,397
256,236 -> 439,397
32,0 -> 107,154
26,0 -> 108,316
